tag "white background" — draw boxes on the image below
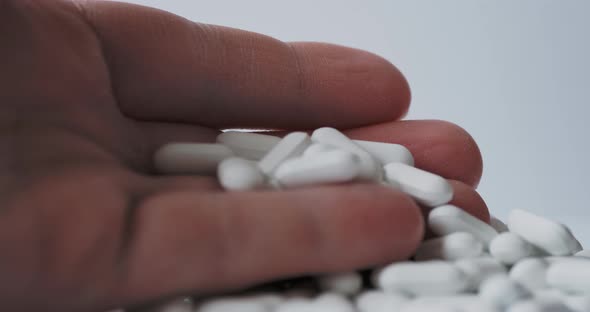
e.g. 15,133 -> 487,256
125,0 -> 590,245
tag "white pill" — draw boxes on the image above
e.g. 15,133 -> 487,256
311,127 -> 381,181
273,150 -> 361,188
154,143 -> 234,175
151,298 -> 193,312
562,295 -> 590,312
414,232 -> 483,261
317,272 -> 363,296
547,259 -> 590,294
217,131 -> 280,160
575,250 -> 590,258
198,298 -> 269,312
302,143 -> 334,157
454,257 -> 507,291
383,163 -> 453,207
402,295 -> 499,312
217,157 -> 266,190
313,293 -> 355,312
508,209 -> 583,256
353,140 -> 415,166
376,261 -> 469,296
507,299 -> 574,312
489,232 -> 536,265
509,258 -> 550,291
258,132 -> 311,176
489,215 -> 509,233
479,275 -> 532,309
275,298 -> 314,312
428,205 -> 498,245
355,290 -> 409,312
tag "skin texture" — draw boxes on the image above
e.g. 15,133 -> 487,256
0,0 -> 486,311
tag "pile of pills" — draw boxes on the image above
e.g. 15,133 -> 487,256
113,128 -> 589,312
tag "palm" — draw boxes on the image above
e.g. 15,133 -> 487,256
0,1 -> 487,311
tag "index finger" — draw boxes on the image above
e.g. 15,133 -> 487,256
77,1 -> 411,129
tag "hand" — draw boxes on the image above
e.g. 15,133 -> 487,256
0,1 -> 487,311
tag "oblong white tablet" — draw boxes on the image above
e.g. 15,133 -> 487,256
428,205 -> 498,245
273,150 -> 361,188
311,127 -> 381,181
217,131 -> 280,160
414,232 -> 483,261
154,143 -> 234,175
353,140 -> 414,166
489,232 -> 536,265
384,163 -> 453,207
217,157 -> 266,191
258,132 -> 311,176
376,261 -> 469,296
508,209 -> 583,256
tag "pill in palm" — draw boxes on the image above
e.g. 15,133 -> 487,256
217,131 -> 281,160
383,162 -> 453,207
353,139 -> 414,166
218,157 -> 266,190
258,132 -> 311,176
302,143 -> 334,158
154,143 -> 234,175
311,127 -> 381,181
273,150 -> 360,188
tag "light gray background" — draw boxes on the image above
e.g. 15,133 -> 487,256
125,0 -> 590,245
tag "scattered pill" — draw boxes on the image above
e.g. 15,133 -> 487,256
217,131 -> 280,160
154,143 -> 234,175
547,259 -> 590,294
355,290 -> 409,312
508,209 -> 583,256
509,258 -> 550,291
489,232 -> 536,265
414,232 -> 483,261
428,205 -> 498,245
507,299 -> 575,312
376,261 -> 469,296
489,215 -> 509,233
454,257 -> 507,291
479,275 -> 532,309
383,163 -> 453,207
317,272 -> 363,296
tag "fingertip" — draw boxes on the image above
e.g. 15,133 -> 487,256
448,179 -> 490,222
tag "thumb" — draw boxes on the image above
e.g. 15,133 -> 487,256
113,184 -> 423,306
